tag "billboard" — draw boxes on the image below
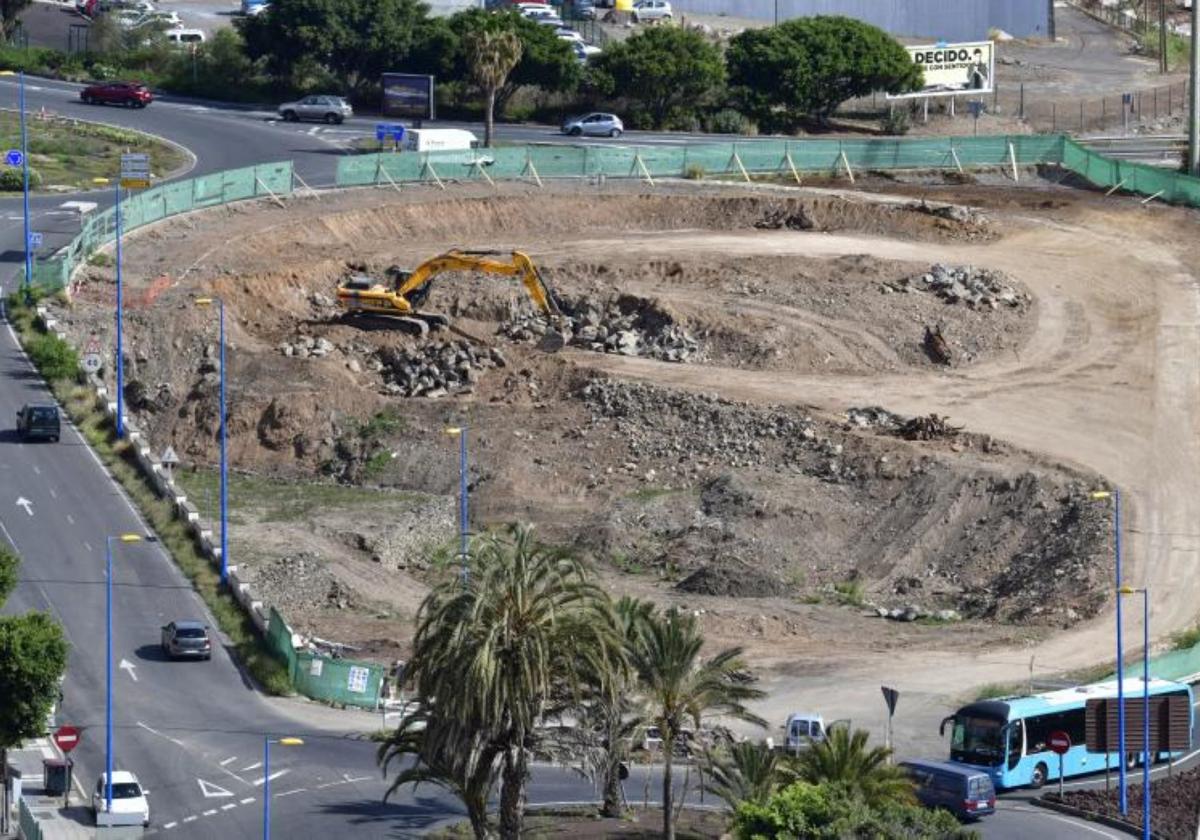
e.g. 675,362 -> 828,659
382,73 -> 436,120
887,41 -> 994,99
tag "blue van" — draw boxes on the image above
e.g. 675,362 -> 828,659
900,759 -> 996,820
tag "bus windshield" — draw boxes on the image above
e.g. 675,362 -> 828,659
951,715 -> 1004,766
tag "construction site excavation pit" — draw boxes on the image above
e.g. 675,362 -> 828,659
52,177 -> 1200,746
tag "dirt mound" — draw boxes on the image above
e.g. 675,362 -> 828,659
676,562 -> 785,598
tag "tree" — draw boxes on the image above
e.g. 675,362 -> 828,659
378,702 -> 500,840
631,608 -> 766,840
589,26 -> 724,129
702,739 -> 795,809
465,29 -> 523,148
0,546 -> 69,833
797,727 -> 915,807
0,0 -> 30,42
448,9 -> 581,117
240,0 -> 442,93
403,525 -> 620,839
726,16 -> 922,127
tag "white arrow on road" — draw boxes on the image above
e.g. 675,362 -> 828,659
119,659 -> 138,682
197,779 -> 234,799
16,497 -> 32,516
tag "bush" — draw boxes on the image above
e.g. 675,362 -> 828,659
880,107 -> 912,136
707,107 -> 754,135
683,163 -> 705,180
0,167 -> 42,191
25,332 -> 79,382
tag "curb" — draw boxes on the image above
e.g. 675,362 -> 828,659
1033,797 -> 1159,839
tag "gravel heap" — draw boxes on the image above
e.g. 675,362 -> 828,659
502,294 -> 701,363
280,335 -> 336,359
244,552 -> 358,614
375,340 -> 507,398
883,263 -> 1030,310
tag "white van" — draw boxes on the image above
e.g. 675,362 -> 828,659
402,129 -> 479,153
782,712 -> 827,752
165,28 -> 206,46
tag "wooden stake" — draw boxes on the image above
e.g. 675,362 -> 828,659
1105,179 -> 1128,196
729,149 -> 752,183
839,150 -> 855,183
1008,142 -> 1020,182
255,177 -> 284,208
524,154 -> 543,188
423,160 -> 445,190
633,152 -> 655,186
471,159 -> 496,188
950,147 -> 964,174
1141,189 -> 1164,204
784,150 -> 802,185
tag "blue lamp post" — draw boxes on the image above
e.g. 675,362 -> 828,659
104,533 -> 141,817
19,70 -> 31,298
1091,489 -> 1128,813
445,426 -> 469,586
262,736 -> 302,840
195,297 -> 228,584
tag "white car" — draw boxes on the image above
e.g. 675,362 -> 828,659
571,41 -> 601,61
631,0 -> 671,22
93,771 -> 150,827
523,7 -> 560,23
140,9 -> 181,26
555,27 -> 585,43
112,9 -> 144,28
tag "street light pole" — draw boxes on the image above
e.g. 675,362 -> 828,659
19,70 -> 31,298
262,737 -> 302,840
104,533 -> 141,818
115,179 -> 126,438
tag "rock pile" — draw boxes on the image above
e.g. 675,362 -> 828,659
502,295 -> 701,363
280,335 -> 336,359
375,340 -> 507,398
246,552 -> 357,613
883,264 -> 1029,310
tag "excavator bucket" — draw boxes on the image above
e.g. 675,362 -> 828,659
539,329 -> 566,353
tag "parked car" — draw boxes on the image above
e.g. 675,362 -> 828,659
165,27 -> 205,45
631,0 -> 671,22
277,94 -> 353,124
561,112 -> 623,137
554,26 -> 585,43
570,0 -> 597,19
16,404 -> 60,442
571,41 -> 601,61
81,81 -> 153,107
900,760 -> 996,820
523,6 -> 560,23
161,620 -> 212,660
112,8 -> 144,28
782,712 -> 827,751
140,9 -> 181,27
535,15 -> 565,26
92,771 -> 150,827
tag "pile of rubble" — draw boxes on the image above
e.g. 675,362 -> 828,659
280,335 -> 336,359
244,552 -> 358,613
374,340 -> 507,398
502,295 -> 701,363
883,263 -> 1029,310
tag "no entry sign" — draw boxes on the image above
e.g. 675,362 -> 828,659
1047,730 -> 1071,755
53,725 -> 80,754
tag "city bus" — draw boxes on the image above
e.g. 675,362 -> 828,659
939,678 -> 1194,790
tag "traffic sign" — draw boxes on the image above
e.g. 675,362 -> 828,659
120,152 -> 151,189
5,149 -> 22,167
28,231 -> 42,249
53,725 -> 80,754
881,686 -> 899,716
1047,730 -> 1071,755
160,445 -> 180,467
375,123 -> 405,142
81,353 -> 102,374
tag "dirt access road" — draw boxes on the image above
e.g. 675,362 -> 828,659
558,195 -> 1200,748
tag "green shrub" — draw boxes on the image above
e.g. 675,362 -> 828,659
1172,623 -> 1200,651
683,163 -> 705,180
880,107 -> 912,136
0,167 -> 42,191
707,107 -> 753,135
26,332 -> 78,382
832,579 -> 865,607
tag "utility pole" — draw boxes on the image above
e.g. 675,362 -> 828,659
1191,0 -> 1199,174
1159,0 -> 1167,74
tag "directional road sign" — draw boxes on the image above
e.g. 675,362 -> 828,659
53,725 -> 80,754
120,152 -> 151,189
376,123 -> 405,142
5,149 -> 22,167
28,232 -> 42,249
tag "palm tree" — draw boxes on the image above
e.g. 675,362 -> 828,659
465,29 -> 523,148
796,726 -> 916,807
702,739 -> 796,809
631,608 -> 767,840
404,525 -> 620,840
377,702 -> 500,839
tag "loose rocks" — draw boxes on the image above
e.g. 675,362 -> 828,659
884,263 -> 1029,310
375,339 -> 505,397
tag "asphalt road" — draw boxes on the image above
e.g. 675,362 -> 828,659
0,69 -> 1164,838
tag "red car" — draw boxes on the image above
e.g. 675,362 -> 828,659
80,81 -> 153,108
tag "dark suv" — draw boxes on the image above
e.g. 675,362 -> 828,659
161,620 -> 212,660
16,404 -> 60,442
81,81 -> 153,108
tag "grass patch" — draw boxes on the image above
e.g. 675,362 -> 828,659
0,112 -> 187,191
832,579 -> 865,607
173,468 -> 429,524
359,407 -> 406,440
974,682 -> 1022,701
7,296 -> 291,696
1172,624 -> 1200,652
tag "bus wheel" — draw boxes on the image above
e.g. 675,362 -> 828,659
1030,763 -> 1048,789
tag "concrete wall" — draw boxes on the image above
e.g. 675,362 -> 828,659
670,0 -> 1053,41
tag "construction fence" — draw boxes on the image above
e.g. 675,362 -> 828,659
265,607 -> 385,710
30,161 -> 294,291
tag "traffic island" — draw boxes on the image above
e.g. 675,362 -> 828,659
1041,765 -> 1200,840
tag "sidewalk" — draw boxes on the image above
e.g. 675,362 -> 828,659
4,738 -> 123,840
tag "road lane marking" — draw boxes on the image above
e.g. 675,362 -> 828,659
252,769 -> 289,786
136,720 -> 185,747
240,797 -> 255,805
163,822 -> 177,829
30,465 -> 39,475
83,541 -> 91,552
343,774 -> 371,783
66,514 -> 73,525
48,488 -> 56,499
202,809 -> 217,816
120,658 -> 138,681
1004,804 -> 1121,838
182,816 -> 197,823
274,788 -> 305,798
219,756 -> 237,765
197,779 -> 234,798
221,803 -> 237,811
16,496 -> 33,515
240,762 -> 261,771
1060,745 -> 1200,788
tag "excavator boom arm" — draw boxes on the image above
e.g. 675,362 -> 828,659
393,250 -> 559,316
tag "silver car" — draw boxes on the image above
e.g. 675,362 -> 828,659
278,94 -> 353,124
561,112 -> 624,138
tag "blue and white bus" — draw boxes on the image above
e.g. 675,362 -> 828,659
940,678 -> 1194,790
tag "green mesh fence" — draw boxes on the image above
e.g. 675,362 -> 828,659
30,161 -> 294,292
266,608 -> 384,709
336,135 -> 1067,188
1062,138 -> 1200,206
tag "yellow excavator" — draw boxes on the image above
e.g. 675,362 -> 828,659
336,249 -> 567,350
